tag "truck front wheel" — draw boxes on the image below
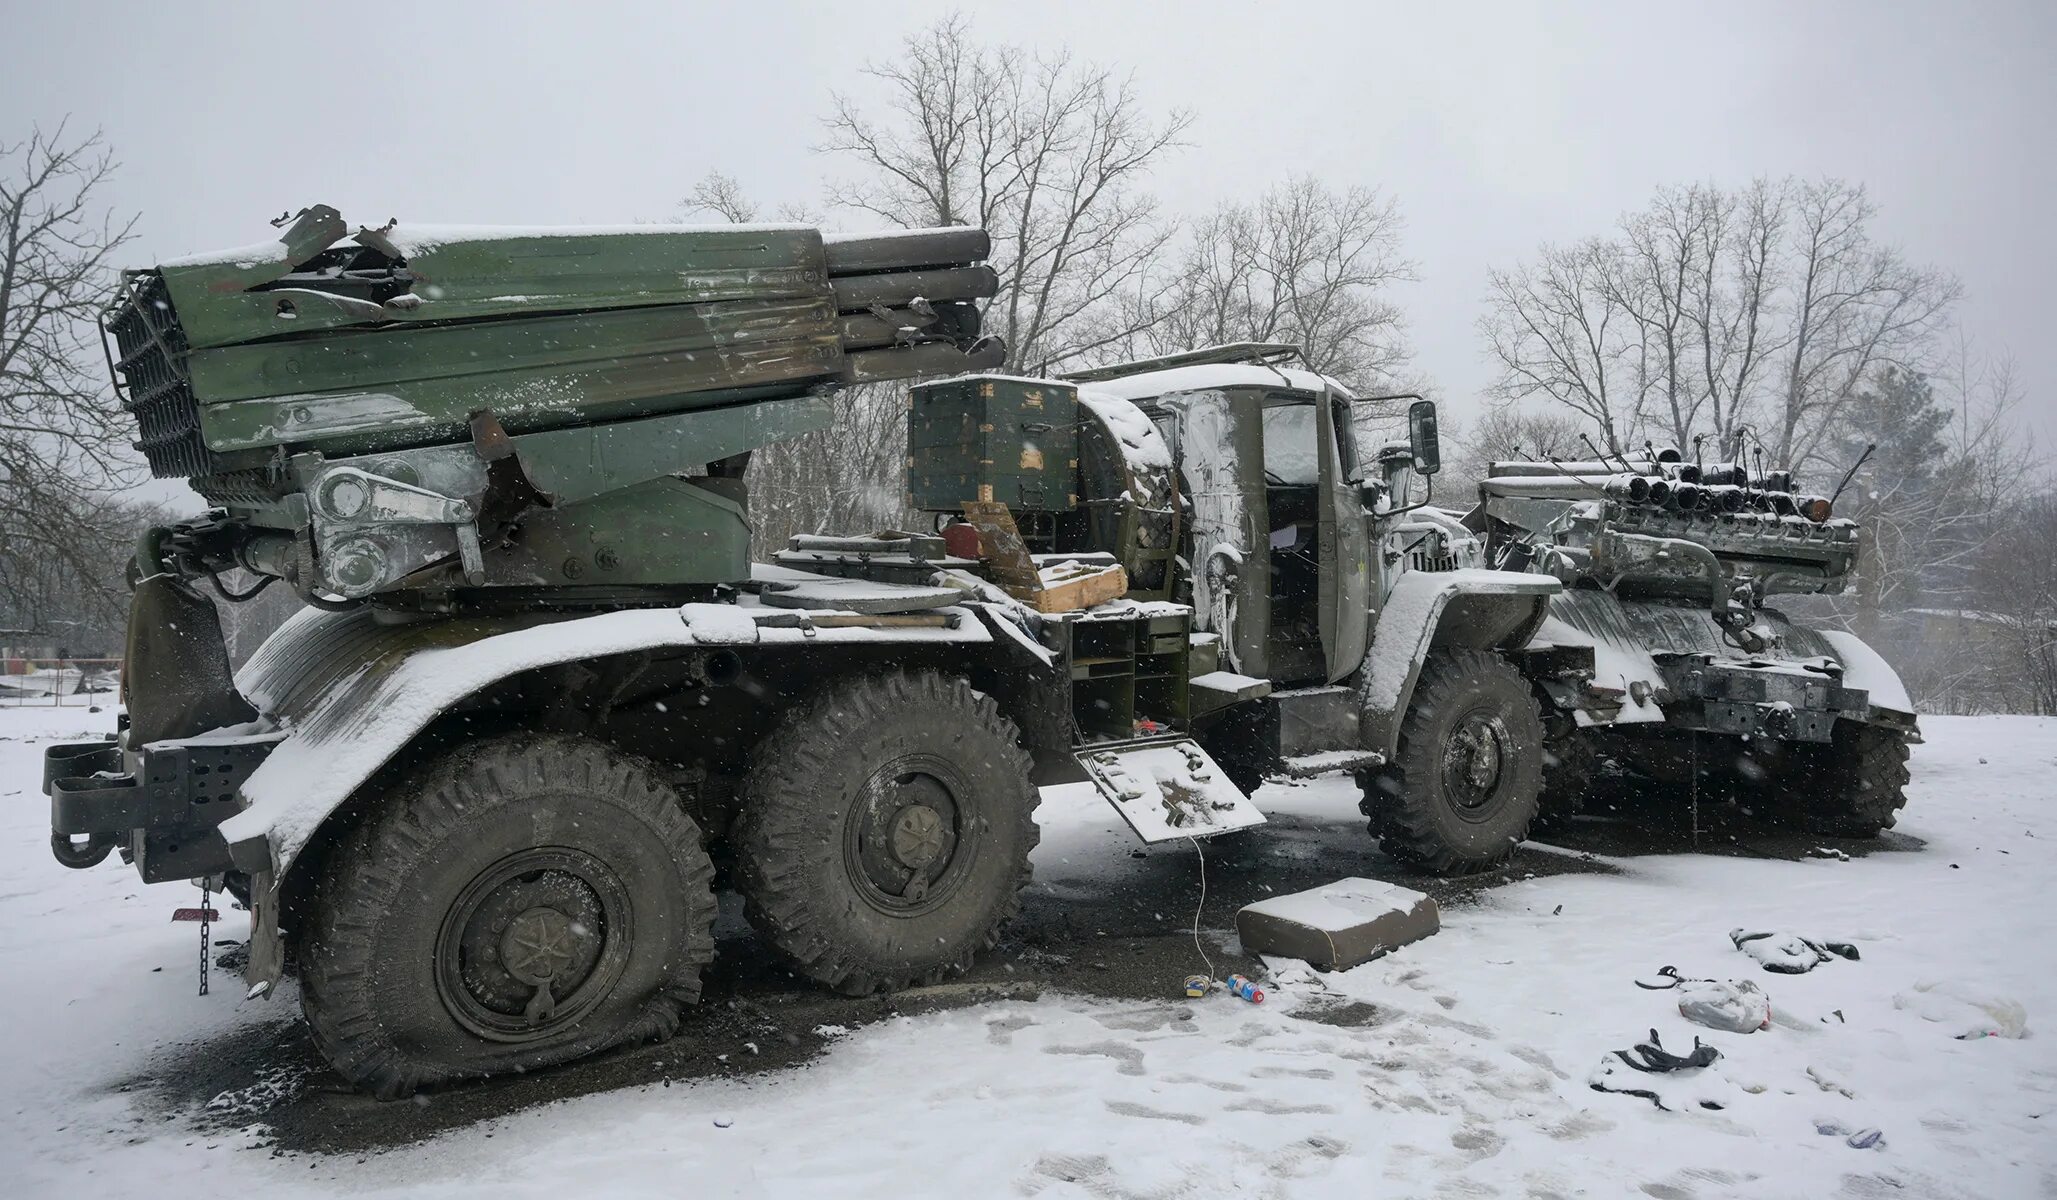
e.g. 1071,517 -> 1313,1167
735,670 -> 1039,995
1361,649 -> 1544,874
297,734 -> 717,1098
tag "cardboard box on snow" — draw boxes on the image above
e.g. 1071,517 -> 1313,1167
1236,878 -> 1440,970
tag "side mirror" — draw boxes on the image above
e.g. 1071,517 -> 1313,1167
1407,399 -> 1441,476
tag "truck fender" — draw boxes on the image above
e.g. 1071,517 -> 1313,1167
1358,569 -> 1561,759
217,599 -> 994,995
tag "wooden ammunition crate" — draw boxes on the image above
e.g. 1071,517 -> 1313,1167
907,375 -> 1078,513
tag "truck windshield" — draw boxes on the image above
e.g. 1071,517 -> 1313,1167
1261,399 -> 1357,485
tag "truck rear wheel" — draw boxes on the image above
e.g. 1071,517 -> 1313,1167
298,734 -> 717,1098
1361,649 -> 1544,874
1794,721 -> 1910,836
735,671 -> 1038,995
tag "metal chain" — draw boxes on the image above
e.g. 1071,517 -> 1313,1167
198,879 -> 211,997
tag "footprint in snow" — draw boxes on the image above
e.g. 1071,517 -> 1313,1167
1041,1040 -> 1146,1076
1251,1064 -> 1335,1080
1450,1123 -> 1506,1161
1102,1099 -> 1205,1125
1227,1097 -> 1336,1116
984,1013 -> 1035,1045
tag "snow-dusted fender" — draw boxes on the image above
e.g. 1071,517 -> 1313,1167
217,597 -> 992,995
1521,591 -> 1920,738
1817,629 -> 1919,729
1358,569 -> 1561,758
221,602 -> 991,880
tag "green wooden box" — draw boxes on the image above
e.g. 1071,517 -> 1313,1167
907,375 -> 1079,513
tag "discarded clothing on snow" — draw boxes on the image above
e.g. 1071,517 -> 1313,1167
1634,965 -> 1773,1033
1729,929 -> 1859,974
1588,1029 -> 1730,1111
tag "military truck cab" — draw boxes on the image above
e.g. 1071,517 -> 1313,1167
1057,347 -> 1559,859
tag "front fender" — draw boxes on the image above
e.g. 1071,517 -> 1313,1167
1358,569 -> 1561,758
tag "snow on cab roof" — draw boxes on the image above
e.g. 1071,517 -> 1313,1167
1078,363 -> 1356,402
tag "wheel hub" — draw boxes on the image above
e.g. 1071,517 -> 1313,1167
500,906 -> 584,986
847,767 -> 973,915
1443,711 -> 1510,813
435,848 -> 631,1043
890,804 -> 948,868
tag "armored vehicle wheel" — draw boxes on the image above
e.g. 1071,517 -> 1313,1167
735,670 -> 1038,995
1795,721 -> 1910,836
297,734 -> 717,1098
1360,649 -> 1544,874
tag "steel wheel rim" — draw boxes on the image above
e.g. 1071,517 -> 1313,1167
434,846 -> 634,1043
843,753 -> 980,917
1442,707 -> 1513,819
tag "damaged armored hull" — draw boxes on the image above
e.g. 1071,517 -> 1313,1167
1476,453 -> 1919,834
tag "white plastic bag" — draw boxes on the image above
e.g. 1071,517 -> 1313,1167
1677,978 -> 1772,1033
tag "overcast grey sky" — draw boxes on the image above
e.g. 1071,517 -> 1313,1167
10,0 -> 2054,455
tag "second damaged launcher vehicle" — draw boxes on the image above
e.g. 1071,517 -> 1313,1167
1473,452 -> 1919,833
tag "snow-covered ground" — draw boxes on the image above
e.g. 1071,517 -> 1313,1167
2,707 -> 2052,1199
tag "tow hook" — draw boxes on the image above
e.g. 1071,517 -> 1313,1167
50,831 -> 117,870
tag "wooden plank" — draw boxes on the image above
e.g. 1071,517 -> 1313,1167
1032,561 -> 1127,613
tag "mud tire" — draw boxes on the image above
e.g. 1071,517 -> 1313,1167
735,671 -> 1038,995
1360,649 -> 1545,874
298,734 -> 716,1099
1795,721 -> 1911,836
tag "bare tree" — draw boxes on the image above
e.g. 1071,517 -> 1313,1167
1094,177 -> 1415,390
1465,405 -> 1585,463
1479,238 -> 1640,452
1,122 -> 140,629
1420,406 -> 1587,495
684,171 -> 760,223
744,385 -> 920,556
1480,177 -> 1959,470
821,15 -> 1189,372
1771,180 -> 1962,470
1969,492 -> 2057,715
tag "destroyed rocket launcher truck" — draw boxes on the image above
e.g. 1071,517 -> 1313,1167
1471,451 -> 1919,831
48,210 -> 1566,1096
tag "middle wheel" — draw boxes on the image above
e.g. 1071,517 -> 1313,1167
734,670 -> 1039,995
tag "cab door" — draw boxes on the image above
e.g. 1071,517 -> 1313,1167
1164,388 -> 1271,678
1316,390 -> 1372,682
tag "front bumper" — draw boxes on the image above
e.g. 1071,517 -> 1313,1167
44,734 -> 282,881
1665,657 -> 1874,742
